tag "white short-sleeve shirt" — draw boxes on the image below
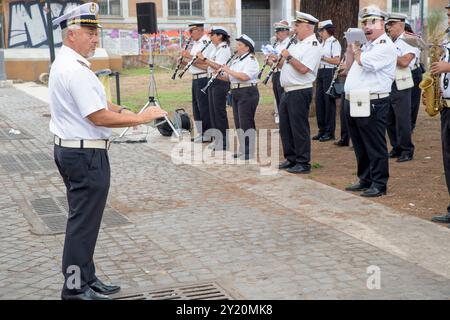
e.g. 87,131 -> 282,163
229,52 -> 259,84
207,42 -> 232,74
280,34 -> 322,87
48,45 -> 111,140
440,42 -> 450,98
344,32 -> 397,94
394,33 -> 417,69
189,34 -> 213,75
320,36 -> 342,68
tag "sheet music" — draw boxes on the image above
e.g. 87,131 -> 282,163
344,28 -> 367,44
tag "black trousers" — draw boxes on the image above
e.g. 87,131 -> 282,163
192,77 -> 211,137
315,68 -> 336,137
339,92 -> 350,144
387,84 -> 414,157
279,88 -> 313,167
441,109 -> 450,213
54,146 -> 110,294
231,86 -> 259,156
345,97 -> 390,189
411,68 -> 423,131
208,79 -> 230,148
272,71 -> 284,111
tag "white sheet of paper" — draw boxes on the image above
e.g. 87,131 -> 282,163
344,28 -> 367,45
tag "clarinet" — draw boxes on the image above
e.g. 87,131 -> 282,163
178,41 -> 212,79
201,52 -> 237,94
257,39 -> 278,79
262,34 -> 297,85
325,56 -> 346,98
171,37 -> 192,80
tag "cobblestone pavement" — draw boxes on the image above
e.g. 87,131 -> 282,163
0,86 -> 449,300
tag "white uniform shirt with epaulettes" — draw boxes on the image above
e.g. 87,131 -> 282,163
344,32 -> 397,94
48,45 -> 111,140
229,52 -> 259,84
207,41 -> 232,75
440,42 -> 450,98
320,36 -> 342,68
189,34 -> 213,75
280,34 -> 322,88
394,33 -> 417,69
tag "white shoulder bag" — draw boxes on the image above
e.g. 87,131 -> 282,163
395,67 -> 414,90
349,89 -> 371,117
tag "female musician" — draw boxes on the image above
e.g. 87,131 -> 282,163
221,35 -> 260,160
197,27 -> 232,150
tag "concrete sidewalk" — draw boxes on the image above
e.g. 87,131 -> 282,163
0,84 -> 448,300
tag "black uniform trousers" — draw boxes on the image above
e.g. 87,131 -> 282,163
207,79 -> 230,149
272,71 -> 284,111
345,97 -> 390,189
279,88 -> 313,168
411,68 -> 423,131
192,77 -> 212,137
315,68 -> 336,137
441,108 -> 450,213
339,91 -> 350,144
54,146 -> 110,295
387,83 -> 414,157
231,86 -> 259,157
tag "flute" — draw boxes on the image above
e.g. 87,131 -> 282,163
171,37 -> 192,80
262,34 -> 297,85
178,40 -> 212,79
201,52 -> 237,94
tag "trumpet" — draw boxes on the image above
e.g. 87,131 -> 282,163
257,39 -> 278,79
262,34 -> 297,85
201,52 -> 238,94
171,37 -> 192,80
178,41 -> 212,79
325,56 -> 346,98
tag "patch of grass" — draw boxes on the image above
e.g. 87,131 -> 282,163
312,162 -> 323,169
113,90 -> 191,113
120,67 -> 155,77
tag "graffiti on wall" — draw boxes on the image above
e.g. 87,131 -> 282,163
8,0 -> 82,48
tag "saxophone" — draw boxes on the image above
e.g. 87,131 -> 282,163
419,44 -> 445,117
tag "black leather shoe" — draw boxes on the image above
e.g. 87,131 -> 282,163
396,154 -> 413,163
360,187 -> 386,197
334,139 -> 349,147
89,278 -> 121,295
319,134 -> 335,142
61,287 -> 112,300
312,134 -> 323,140
286,164 -> 311,174
431,213 -> 450,223
278,160 -> 295,169
389,150 -> 401,158
345,182 -> 371,192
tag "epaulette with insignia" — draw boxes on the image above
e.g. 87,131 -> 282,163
77,60 -> 90,69
312,41 -> 318,46
380,40 -> 386,44
203,40 -> 208,44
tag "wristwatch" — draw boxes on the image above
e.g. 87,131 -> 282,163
286,55 -> 293,63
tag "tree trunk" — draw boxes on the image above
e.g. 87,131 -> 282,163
299,0 -> 359,117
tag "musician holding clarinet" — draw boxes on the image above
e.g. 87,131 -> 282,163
196,26 -> 232,151
269,20 -> 291,124
221,35 -> 260,160
180,22 -> 214,143
277,11 -> 322,174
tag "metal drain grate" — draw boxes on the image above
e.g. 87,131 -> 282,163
0,152 -> 55,173
114,283 -> 233,300
29,196 -> 130,234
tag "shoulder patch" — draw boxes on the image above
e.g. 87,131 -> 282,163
312,41 -> 318,46
203,40 -> 208,44
380,40 -> 386,44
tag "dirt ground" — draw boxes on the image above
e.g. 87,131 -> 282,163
114,69 -> 449,223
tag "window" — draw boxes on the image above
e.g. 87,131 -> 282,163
168,0 -> 203,17
391,0 -> 421,32
98,0 -> 122,16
